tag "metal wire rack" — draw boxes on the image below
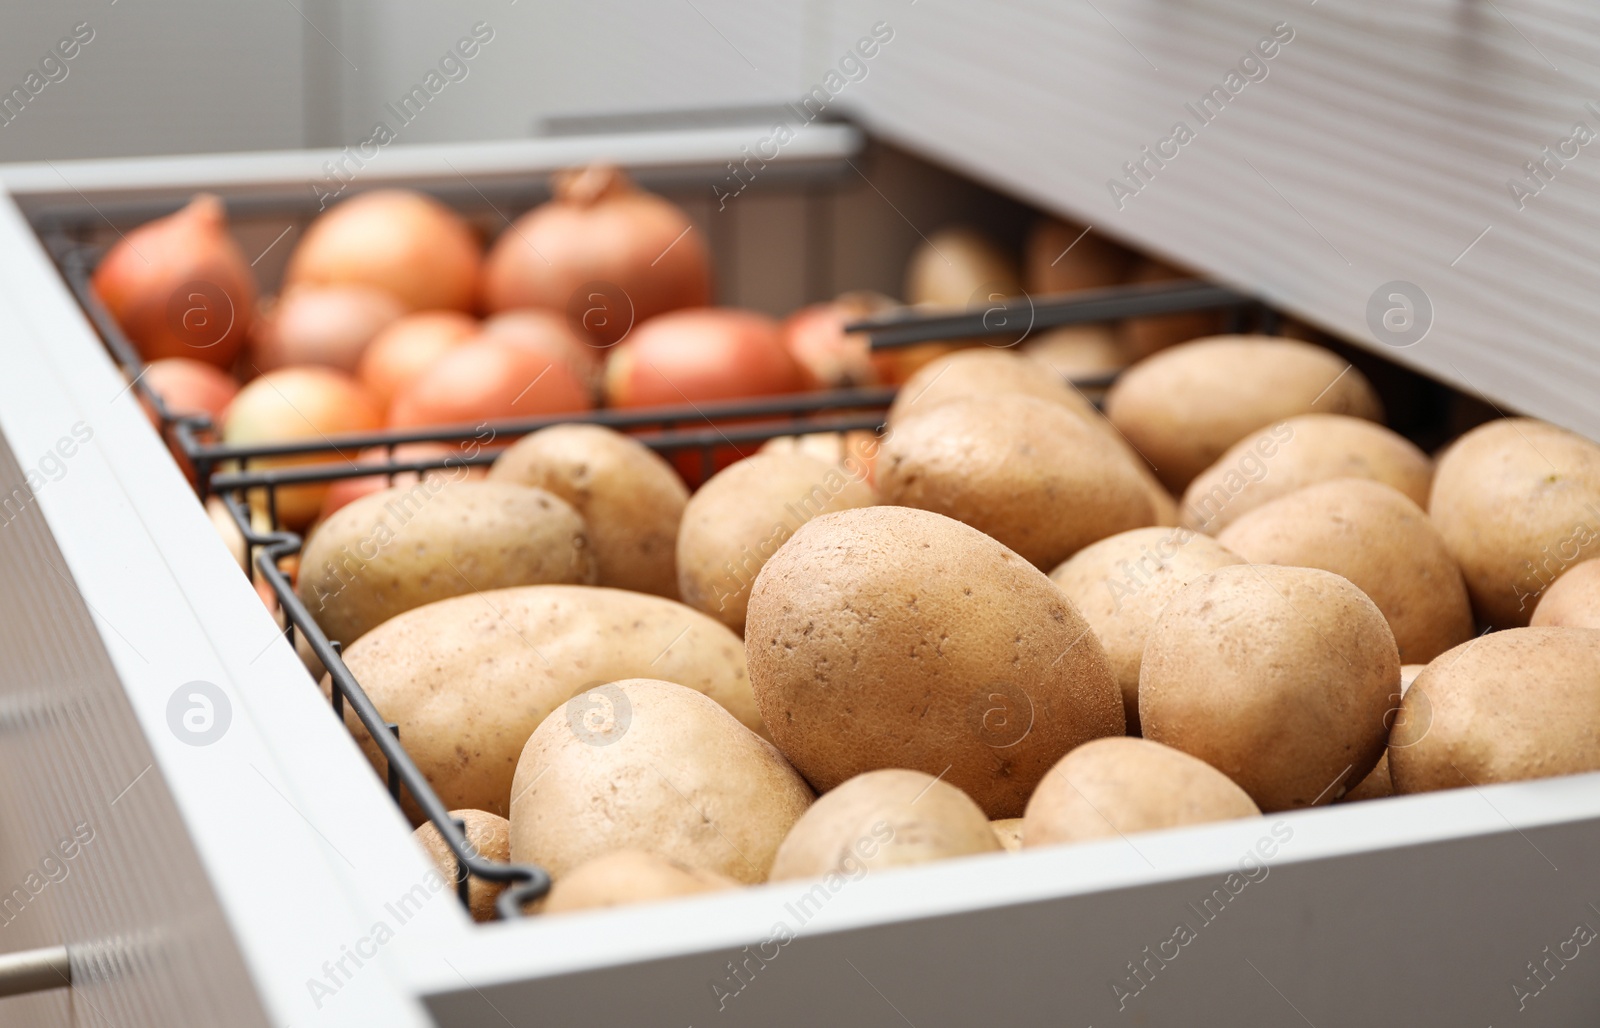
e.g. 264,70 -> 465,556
40,198 -> 1271,921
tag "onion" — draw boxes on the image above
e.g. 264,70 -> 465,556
903,227 -> 1021,309
1023,219 -> 1137,294
285,189 -> 482,312
140,357 -> 238,428
320,442 -> 487,519
388,338 -> 592,429
222,366 -> 384,528
479,309 -> 602,398
250,283 -> 404,374
780,291 -> 901,388
1117,259 -> 1226,359
604,308 -> 806,408
91,194 -> 257,368
356,310 -> 478,410
481,165 -> 711,344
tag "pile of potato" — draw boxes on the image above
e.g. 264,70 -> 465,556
278,330 -> 1600,922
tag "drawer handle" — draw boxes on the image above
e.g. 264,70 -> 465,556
0,945 -> 70,998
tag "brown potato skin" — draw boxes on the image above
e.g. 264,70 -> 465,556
1139,564 -> 1399,812
885,349 -> 1098,426
1022,737 -> 1260,847
541,850 -> 739,915
1389,628 -> 1600,794
1342,665 -> 1425,802
412,810 -> 510,923
990,818 -> 1025,852
509,680 -> 814,884
335,586 -> 759,821
880,396 -> 1156,570
1181,414 -> 1433,534
745,506 -> 1125,819
1429,419 -> 1600,628
298,480 -> 596,647
769,769 -> 1000,881
1050,527 -> 1245,734
489,424 -> 688,599
677,453 -> 876,633
1105,336 -> 1383,493
1532,559 -> 1600,629
903,228 -> 1021,309
1218,479 -> 1474,665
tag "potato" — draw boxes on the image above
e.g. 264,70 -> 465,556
769,769 -> 1000,880
1021,324 -> 1127,380
1140,564 -> 1399,811
746,506 -> 1125,819
885,349 -> 1098,426
904,227 -> 1021,309
1389,628 -> 1600,793
1342,665 -> 1425,802
880,396 -> 1155,570
412,809 -> 510,923
677,452 -> 876,633
760,430 -> 882,487
1429,418 -> 1600,627
488,424 -> 688,598
298,480 -> 595,646
1532,558 -> 1600,628
1105,336 -> 1383,492
1218,480 -> 1474,664
1115,259 -> 1228,361
1022,737 -> 1260,847
509,679 -> 813,883
336,585 -> 759,819
1049,527 -> 1246,733
541,850 -> 739,915
990,818 -> 1025,852
1024,219 -> 1137,293
1181,414 -> 1432,534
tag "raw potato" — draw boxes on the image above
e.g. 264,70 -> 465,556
1532,559 -> 1600,629
1342,665 -> 1425,802
1024,219 -> 1136,293
880,396 -> 1155,570
991,819 -> 1025,852
769,769 -> 1000,880
489,424 -> 688,598
1218,480 -> 1474,664
1389,628 -> 1600,793
885,349 -> 1098,426
1049,527 -> 1246,733
904,227 -> 1021,309
1140,564 -> 1400,812
1022,324 -> 1128,381
678,452 -> 876,632
1429,418 -> 1600,627
1022,737 -> 1260,847
336,586 -> 759,819
1181,414 -> 1433,534
509,679 -> 813,883
745,506 -> 1125,819
299,480 -> 596,646
1105,336 -> 1383,493
541,850 -> 739,915
412,809 -> 510,923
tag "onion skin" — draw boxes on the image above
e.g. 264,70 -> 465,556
91,194 -> 257,368
781,291 -> 911,388
604,308 -> 807,408
481,165 -> 712,344
285,189 -> 482,312
387,338 -> 592,429
140,357 -> 238,428
223,367 -> 384,528
320,442 -> 487,519
480,309 -> 602,398
356,310 -> 478,411
250,283 -> 404,374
